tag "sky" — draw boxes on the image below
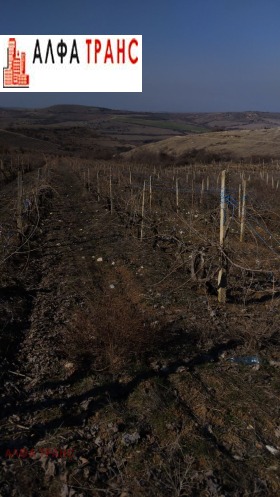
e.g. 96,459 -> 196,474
1,0 -> 280,112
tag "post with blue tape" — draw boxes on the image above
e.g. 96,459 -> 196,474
240,179 -> 246,242
218,170 -> 227,304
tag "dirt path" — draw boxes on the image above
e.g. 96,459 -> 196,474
0,158 -> 167,451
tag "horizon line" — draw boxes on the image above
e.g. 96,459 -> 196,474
1,104 -> 280,114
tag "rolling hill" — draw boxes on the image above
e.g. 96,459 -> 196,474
121,127 -> 280,163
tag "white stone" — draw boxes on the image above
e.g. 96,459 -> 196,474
266,445 -> 279,456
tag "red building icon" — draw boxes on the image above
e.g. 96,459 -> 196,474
3,38 -> 29,87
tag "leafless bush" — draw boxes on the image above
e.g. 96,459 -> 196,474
63,294 -> 164,373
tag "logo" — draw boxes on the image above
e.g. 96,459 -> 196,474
1,35 -> 142,92
3,38 -> 29,88
4,447 -> 74,459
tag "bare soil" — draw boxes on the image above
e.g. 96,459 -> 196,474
0,155 -> 279,497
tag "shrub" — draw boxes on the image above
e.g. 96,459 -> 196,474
63,293 -> 163,373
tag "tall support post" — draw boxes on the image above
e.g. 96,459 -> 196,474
189,178 -> 194,236
218,170 -> 227,304
240,179 -> 246,242
96,170 -> 100,201
17,170 -> 23,236
109,169 -> 113,214
129,170 -> 133,203
43,163 -> 48,183
87,168 -> 91,191
216,172 -> 220,187
175,178 -> 179,212
0,159 -> 4,183
219,170 -> 226,247
238,184 -> 241,219
140,180 -> 146,241
149,175 -> 152,210
200,178 -> 204,204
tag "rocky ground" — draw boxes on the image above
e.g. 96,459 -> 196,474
0,158 -> 279,497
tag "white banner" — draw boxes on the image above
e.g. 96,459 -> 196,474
0,35 -> 142,92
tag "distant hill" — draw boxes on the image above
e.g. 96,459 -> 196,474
2,105 -> 280,132
0,128 -> 63,153
121,128 -> 280,163
2,105 -> 280,159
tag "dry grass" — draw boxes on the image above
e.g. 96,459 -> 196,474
122,127 -> 280,164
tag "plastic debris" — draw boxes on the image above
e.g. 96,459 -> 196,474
227,355 -> 261,365
96,257 -> 103,262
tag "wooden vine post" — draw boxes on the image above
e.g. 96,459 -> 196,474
96,170 -> 100,201
149,175 -> 152,210
238,184 -> 241,219
17,170 -> 23,237
109,169 -> 113,214
218,170 -> 227,304
240,178 -> 246,242
140,180 -> 146,241
43,164 -> 48,182
175,178 -> 179,212
87,168 -> 91,191
200,178 -> 204,204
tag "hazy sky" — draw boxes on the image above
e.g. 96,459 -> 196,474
1,0 -> 280,111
